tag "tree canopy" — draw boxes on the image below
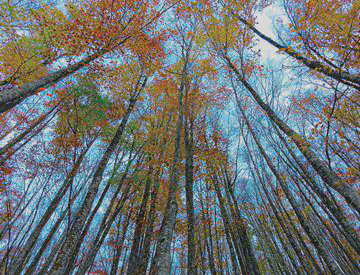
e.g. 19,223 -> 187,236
0,0 -> 359,274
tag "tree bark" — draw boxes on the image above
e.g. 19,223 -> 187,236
127,164 -> 153,275
184,97 -> 197,275
150,45 -> 191,275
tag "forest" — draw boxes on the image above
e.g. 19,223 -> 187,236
0,0 -> 359,274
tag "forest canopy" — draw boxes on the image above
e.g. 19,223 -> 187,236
0,0 -> 359,274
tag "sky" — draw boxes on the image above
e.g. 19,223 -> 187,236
255,3 -> 285,61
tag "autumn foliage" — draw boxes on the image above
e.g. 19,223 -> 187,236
0,0 -> 359,274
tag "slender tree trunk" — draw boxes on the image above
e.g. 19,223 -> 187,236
0,51 -> 104,113
110,208 -> 133,275
136,169 -> 160,274
7,140 -> 94,275
136,114 -> 172,274
242,119 -> 323,274
209,171 -> 241,274
127,164 -> 153,275
74,148 -> 141,275
0,105 -> 59,165
25,183 -> 84,274
199,193 -> 217,275
241,106 -> 345,274
271,125 -> 360,255
232,15 -> 360,89
76,183 -> 133,275
150,46 -> 191,274
0,33 -> 135,114
0,103 -> 58,158
227,66 -> 360,212
50,80 -> 145,275
184,105 -> 197,275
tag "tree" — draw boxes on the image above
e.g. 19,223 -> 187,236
1,1 -> 359,274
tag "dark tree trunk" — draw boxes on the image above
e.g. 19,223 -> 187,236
127,164 -> 153,275
184,99 -> 197,275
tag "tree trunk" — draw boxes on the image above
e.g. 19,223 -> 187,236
150,47 -> 191,274
184,99 -> 197,275
241,106 -> 345,274
7,141 -> 94,275
233,15 -> 360,89
227,63 -> 360,212
127,164 -> 153,275
50,81 -> 145,275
